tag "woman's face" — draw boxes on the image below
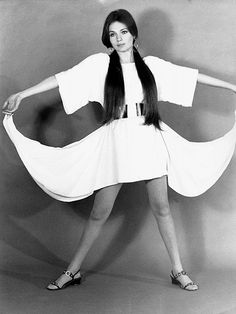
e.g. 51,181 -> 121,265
108,21 -> 134,53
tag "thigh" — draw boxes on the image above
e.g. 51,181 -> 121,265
145,176 -> 169,208
93,183 -> 123,211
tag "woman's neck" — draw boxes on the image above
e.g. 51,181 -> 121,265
117,49 -> 134,64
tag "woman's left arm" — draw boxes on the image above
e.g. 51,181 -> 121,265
197,73 -> 236,93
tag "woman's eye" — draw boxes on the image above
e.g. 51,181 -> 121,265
109,33 -> 114,37
122,30 -> 128,34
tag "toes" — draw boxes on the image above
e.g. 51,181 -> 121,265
186,284 -> 198,291
47,285 -> 56,290
47,282 -> 60,290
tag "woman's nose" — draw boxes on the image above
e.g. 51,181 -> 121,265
116,34 -> 122,41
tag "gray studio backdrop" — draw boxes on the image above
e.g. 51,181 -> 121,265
1,0 -> 236,277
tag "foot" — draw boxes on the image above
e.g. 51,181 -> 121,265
47,269 -> 81,290
171,270 -> 198,291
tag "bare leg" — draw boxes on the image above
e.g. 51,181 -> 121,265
145,176 -> 198,290
47,183 -> 122,289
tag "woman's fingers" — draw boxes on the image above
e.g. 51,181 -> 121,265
2,94 -> 21,115
2,99 -> 14,115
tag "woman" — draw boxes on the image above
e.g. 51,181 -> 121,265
2,9 -> 236,292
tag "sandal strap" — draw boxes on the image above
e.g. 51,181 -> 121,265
172,270 -> 187,279
63,269 -> 81,279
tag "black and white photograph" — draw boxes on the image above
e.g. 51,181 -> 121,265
1,1 -> 236,313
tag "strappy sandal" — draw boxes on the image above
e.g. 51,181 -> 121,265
170,270 -> 199,291
46,269 -> 82,291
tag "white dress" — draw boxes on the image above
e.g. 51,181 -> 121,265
3,53 -> 236,201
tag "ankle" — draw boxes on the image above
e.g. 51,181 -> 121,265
172,265 -> 183,275
67,268 -> 81,276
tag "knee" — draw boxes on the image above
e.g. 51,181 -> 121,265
90,206 -> 111,221
150,201 -> 170,218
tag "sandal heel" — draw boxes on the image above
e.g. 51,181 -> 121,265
170,276 -> 178,285
72,277 -> 82,285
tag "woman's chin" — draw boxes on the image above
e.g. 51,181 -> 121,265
116,46 -> 132,53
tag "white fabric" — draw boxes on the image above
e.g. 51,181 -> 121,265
55,53 -> 199,113
3,53 -> 236,201
55,53 -> 109,114
145,56 -> 199,107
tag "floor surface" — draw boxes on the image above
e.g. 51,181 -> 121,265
1,258 -> 236,314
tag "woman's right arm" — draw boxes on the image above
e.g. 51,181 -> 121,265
2,75 -> 58,115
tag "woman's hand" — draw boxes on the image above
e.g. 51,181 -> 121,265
2,76 -> 59,117
2,93 -> 23,115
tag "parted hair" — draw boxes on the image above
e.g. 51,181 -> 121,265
101,9 -> 161,129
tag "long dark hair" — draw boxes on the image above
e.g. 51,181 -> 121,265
101,9 -> 161,129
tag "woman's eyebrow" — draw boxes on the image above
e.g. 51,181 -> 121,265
109,28 -> 128,33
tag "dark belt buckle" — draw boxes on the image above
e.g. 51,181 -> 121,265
136,103 -> 144,116
118,103 -> 144,119
118,104 -> 128,118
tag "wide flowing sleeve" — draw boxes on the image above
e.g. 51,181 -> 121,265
144,56 -> 199,107
55,53 -> 109,114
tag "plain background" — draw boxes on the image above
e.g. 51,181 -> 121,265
1,0 -> 236,283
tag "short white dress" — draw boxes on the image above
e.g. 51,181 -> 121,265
3,53 -> 236,201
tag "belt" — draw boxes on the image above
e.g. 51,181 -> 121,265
117,103 -> 145,119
